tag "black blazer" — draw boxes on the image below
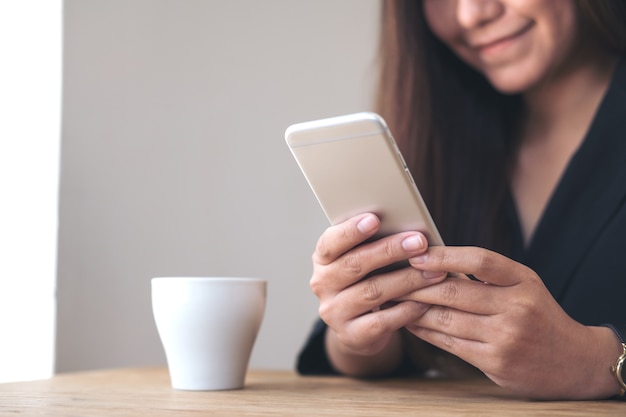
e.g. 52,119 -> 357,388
513,56 -> 626,327
297,57 -> 626,375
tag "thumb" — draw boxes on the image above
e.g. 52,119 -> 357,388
409,246 -> 533,287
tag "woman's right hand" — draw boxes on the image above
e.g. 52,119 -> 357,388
310,213 -> 448,376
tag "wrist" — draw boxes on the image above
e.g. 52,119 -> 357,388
581,326 -> 626,399
602,324 -> 626,399
324,328 -> 404,377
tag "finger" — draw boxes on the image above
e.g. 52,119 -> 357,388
398,277 -> 502,315
406,324 -> 489,365
409,305 -> 490,342
409,246 -> 536,287
341,301 -> 432,348
312,230 -> 430,294
313,213 -> 381,266
327,267 -> 447,319
338,230 -> 430,279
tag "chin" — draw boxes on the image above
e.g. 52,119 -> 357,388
463,56 -> 540,95
488,81 -> 529,95
484,71 -> 541,95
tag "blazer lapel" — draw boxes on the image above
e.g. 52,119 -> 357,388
522,57 -> 626,300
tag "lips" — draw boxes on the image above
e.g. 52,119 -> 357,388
468,21 -> 535,53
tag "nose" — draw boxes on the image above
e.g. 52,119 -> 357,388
456,0 -> 503,29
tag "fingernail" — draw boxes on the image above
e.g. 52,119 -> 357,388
402,235 -> 425,252
357,215 -> 377,234
422,270 -> 446,279
410,254 -> 427,264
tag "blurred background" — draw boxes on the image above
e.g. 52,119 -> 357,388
1,0 -> 381,381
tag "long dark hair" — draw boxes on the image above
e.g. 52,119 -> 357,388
376,0 -> 626,253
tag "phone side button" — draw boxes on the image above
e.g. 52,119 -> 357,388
404,168 -> 415,184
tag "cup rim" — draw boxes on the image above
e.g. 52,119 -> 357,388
151,277 -> 265,283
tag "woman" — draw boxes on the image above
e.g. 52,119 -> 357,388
297,0 -> 626,400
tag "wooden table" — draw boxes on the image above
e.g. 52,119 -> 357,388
1,368 -> 624,416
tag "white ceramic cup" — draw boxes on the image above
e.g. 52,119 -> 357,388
151,277 -> 266,390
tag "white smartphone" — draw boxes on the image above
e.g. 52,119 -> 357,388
285,112 -> 444,246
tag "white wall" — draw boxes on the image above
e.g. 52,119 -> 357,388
0,0 -> 61,383
56,0 -> 380,372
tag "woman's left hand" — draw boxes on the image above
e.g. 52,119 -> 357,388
401,246 -> 622,400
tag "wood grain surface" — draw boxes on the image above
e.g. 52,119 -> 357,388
0,368 -> 624,416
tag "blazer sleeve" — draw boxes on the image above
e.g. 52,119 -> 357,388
296,319 -> 338,375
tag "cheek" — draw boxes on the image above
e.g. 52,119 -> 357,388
422,0 -> 480,71
422,0 -> 459,46
527,0 -> 579,56
531,7 -> 579,72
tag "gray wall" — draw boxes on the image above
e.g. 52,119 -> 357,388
57,0 -> 380,372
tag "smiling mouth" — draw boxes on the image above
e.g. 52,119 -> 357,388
471,22 -> 534,54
